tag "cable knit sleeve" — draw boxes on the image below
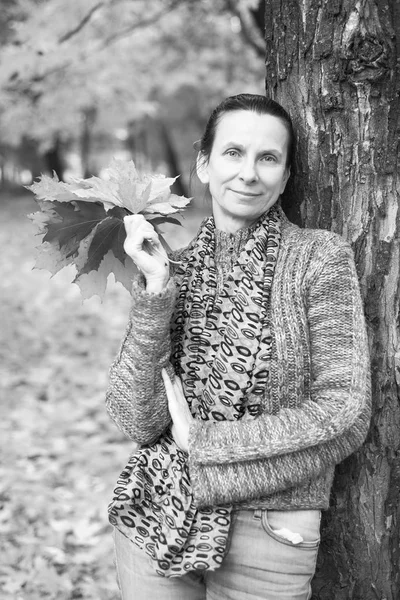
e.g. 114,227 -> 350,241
188,237 -> 371,507
105,276 -> 177,445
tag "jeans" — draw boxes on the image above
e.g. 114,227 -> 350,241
113,508 -> 321,600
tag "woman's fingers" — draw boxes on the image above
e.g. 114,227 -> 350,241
161,368 -> 175,400
173,376 -> 185,395
161,369 -> 192,452
162,369 -> 182,417
123,215 -> 169,285
124,215 -> 158,253
162,369 -> 190,413
172,378 -> 193,417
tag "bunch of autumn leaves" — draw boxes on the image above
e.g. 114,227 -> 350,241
28,159 -> 191,299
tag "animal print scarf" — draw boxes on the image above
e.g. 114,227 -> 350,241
108,207 -> 281,577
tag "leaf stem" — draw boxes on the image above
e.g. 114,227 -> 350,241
148,244 -> 182,265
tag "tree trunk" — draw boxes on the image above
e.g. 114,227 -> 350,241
80,107 -> 97,178
43,136 -> 65,181
158,119 -> 188,198
19,137 -> 44,180
264,1 -> 400,598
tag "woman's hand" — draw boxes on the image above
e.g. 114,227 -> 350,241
162,369 -> 194,453
124,214 -> 169,293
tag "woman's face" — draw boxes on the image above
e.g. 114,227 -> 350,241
197,110 -> 290,232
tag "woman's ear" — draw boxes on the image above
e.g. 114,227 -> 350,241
196,152 -> 209,184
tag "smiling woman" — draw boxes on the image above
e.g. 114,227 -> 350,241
105,94 -> 371,600
196,110 -> 291,232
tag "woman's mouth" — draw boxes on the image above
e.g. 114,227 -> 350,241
230,189 -> 261,198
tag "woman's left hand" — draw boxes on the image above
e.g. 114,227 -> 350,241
162,369 -> 194,452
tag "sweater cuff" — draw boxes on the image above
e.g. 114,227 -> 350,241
130,276 -> 177,320
188,421 -> 216,507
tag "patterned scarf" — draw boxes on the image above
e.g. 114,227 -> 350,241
108,207 -> 281,577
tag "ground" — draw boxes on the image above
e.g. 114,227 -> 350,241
0,191 -> 204,600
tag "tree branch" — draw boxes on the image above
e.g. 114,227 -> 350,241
99,0 -> 182,49
6,0 -> 181,88
59,2 -> 104,44
224,0 -> 265,58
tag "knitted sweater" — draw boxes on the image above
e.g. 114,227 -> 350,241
105,209 -> 371,511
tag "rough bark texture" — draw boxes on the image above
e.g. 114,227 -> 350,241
264,1 -> 400,598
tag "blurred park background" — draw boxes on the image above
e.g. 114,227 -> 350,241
0,1 -> 266,598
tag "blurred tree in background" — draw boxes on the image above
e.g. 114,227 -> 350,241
0,0 -> 265,196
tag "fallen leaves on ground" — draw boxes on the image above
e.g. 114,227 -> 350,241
0,192 -> 202,600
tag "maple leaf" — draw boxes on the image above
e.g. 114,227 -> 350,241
28,201 -> 106,276
37,160 -> 190,215
28,200 -> 126,293
27,159 -> 192,217
75,214 -> 126,277
74,250 -> 137,300
27,173 -> 101,205
146,194 -> 191,215
69,176 -> 123,212
147,215 -> 182,227
42,201 -> 107,249
32,241 -> 74,276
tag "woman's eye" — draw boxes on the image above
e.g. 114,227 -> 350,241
260,155 -> 277,162
226,150 -> 240,157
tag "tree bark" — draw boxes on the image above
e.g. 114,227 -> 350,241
264,1 -> 400,598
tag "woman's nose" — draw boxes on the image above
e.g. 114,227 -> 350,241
238,160 -> 258,183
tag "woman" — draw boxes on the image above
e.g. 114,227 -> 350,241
106,94 -> 371,600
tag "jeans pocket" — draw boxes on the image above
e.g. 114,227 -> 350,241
260,509 -> 321,550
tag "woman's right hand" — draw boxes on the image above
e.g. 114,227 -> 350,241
124,214 -> 170,293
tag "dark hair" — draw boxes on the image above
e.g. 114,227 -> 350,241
197,94 -> 296,171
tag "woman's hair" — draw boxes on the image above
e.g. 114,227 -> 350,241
197,94 -> 296,171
